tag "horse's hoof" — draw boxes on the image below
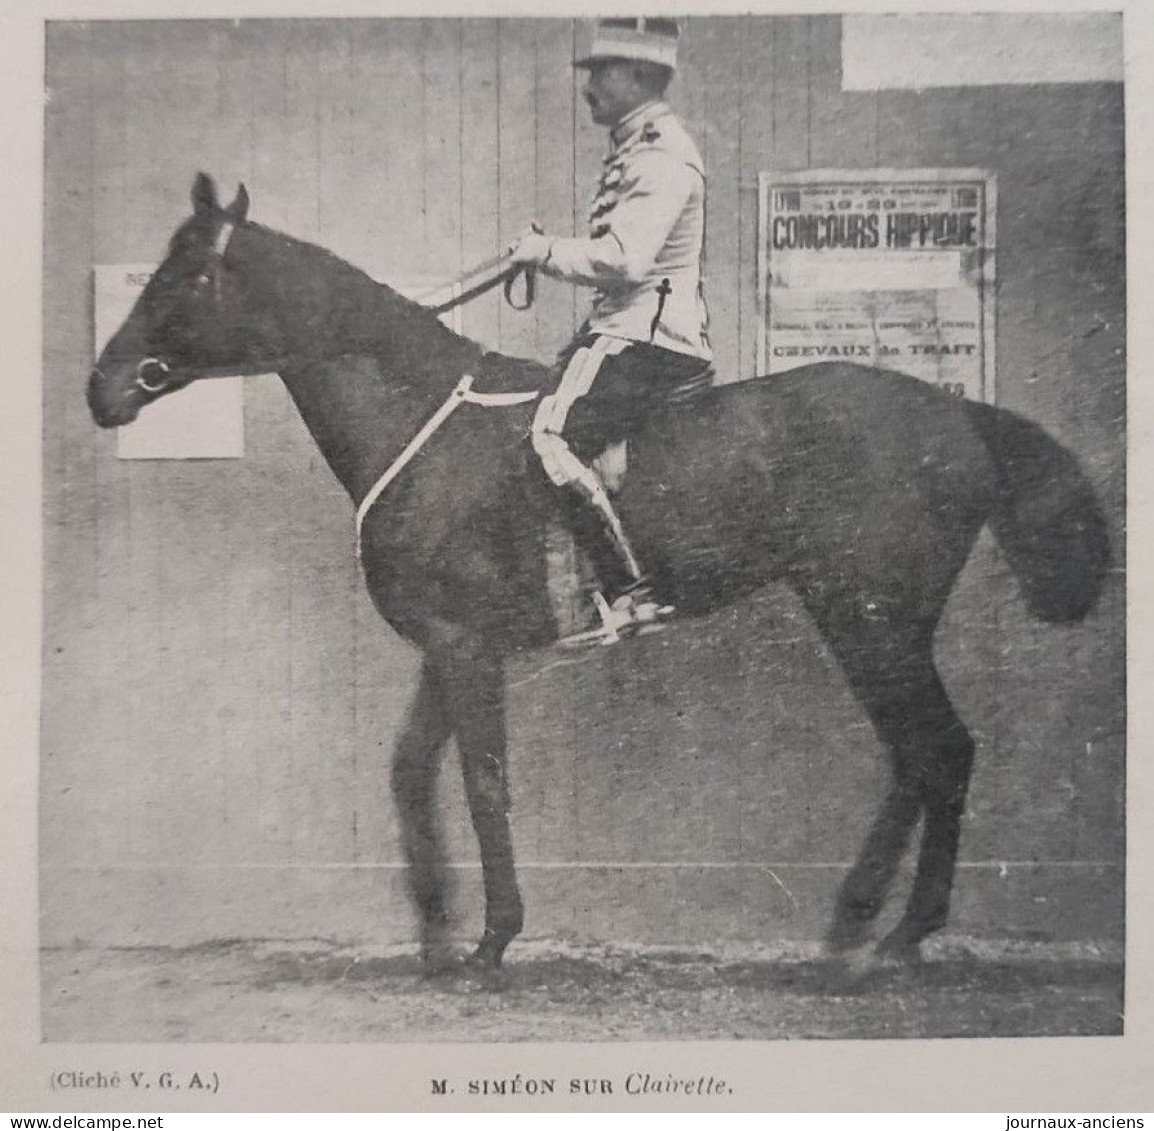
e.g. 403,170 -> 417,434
420,930 -> 464,978
468,929 -> 513,968
420,955 -> 463,978
824,918 -> 872,955
464,941 -> 505,970
875,928 -> 927,965
824,943 -> 883,984
461,949 -> 508,991
464,963 -> 511,992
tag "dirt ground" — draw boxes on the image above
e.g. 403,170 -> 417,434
41,935 -> 1123,1042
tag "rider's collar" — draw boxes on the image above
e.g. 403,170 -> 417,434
610,100 -> 668,148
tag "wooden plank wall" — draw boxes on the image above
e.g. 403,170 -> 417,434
41,17 -> 1125,948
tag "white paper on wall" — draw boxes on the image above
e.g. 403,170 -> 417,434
842,13 -> 1123,91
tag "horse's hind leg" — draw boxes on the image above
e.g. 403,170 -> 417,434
826,678 -> 932,955
824,640 -> 975,958
877,668 -> 975,956
391,659 -> 456,971
826,772 -> 923,953
802,594 -> 947,948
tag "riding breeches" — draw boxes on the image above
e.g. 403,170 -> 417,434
531,334 -> 712,486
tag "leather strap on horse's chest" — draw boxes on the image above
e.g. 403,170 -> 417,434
355,374 -> 539,561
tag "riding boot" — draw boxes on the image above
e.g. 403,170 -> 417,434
561,473 -> 674,646
583,480 -> 645,592
560,491 -> 633,598
533,428 -> 671,644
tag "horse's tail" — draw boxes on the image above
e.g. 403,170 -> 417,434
967,399 -> 1111,623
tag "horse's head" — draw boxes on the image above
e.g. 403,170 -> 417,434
87,173 -> 285,428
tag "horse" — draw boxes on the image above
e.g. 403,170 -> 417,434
86,174 -> 1110,974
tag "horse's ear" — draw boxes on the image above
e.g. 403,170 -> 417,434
226,183 -> 250,223
192,172 -> 219,216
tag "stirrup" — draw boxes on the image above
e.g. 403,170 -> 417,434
557,589 -> 675,649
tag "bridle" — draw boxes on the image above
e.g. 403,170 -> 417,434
108,216 -> 241,400
134,356 -> 180,394
155,217 -> 240,390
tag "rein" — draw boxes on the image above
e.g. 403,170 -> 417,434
121,226 -> 535,394
414,255 -> 536,315
415,222 -> 544,314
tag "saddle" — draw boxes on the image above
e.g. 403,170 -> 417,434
590,363 -> 715,491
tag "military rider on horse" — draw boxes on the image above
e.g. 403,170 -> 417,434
509,17 -> 713,643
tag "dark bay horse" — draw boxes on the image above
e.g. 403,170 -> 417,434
87,175 -> 1109,972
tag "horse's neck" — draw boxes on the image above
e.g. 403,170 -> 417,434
275,356 -> 445,503
237,225 -> 484,501
239,223 -> 482,378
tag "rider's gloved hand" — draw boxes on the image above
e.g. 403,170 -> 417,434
507,223 -> 554,268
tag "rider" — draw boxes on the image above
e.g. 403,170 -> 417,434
508,16 -> 713,641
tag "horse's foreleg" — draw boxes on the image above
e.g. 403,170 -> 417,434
391,659 -> 455,971
436,639 -> 523,970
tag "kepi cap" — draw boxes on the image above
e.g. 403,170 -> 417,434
574,17 -> 680,71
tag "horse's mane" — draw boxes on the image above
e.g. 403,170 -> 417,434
251,222 -> 551,392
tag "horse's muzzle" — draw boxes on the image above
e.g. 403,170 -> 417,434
87,366 -> 139,429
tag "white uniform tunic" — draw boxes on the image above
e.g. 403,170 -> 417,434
541,101 -> 712,360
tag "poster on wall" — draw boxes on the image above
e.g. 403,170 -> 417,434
758,169 -> 997,401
